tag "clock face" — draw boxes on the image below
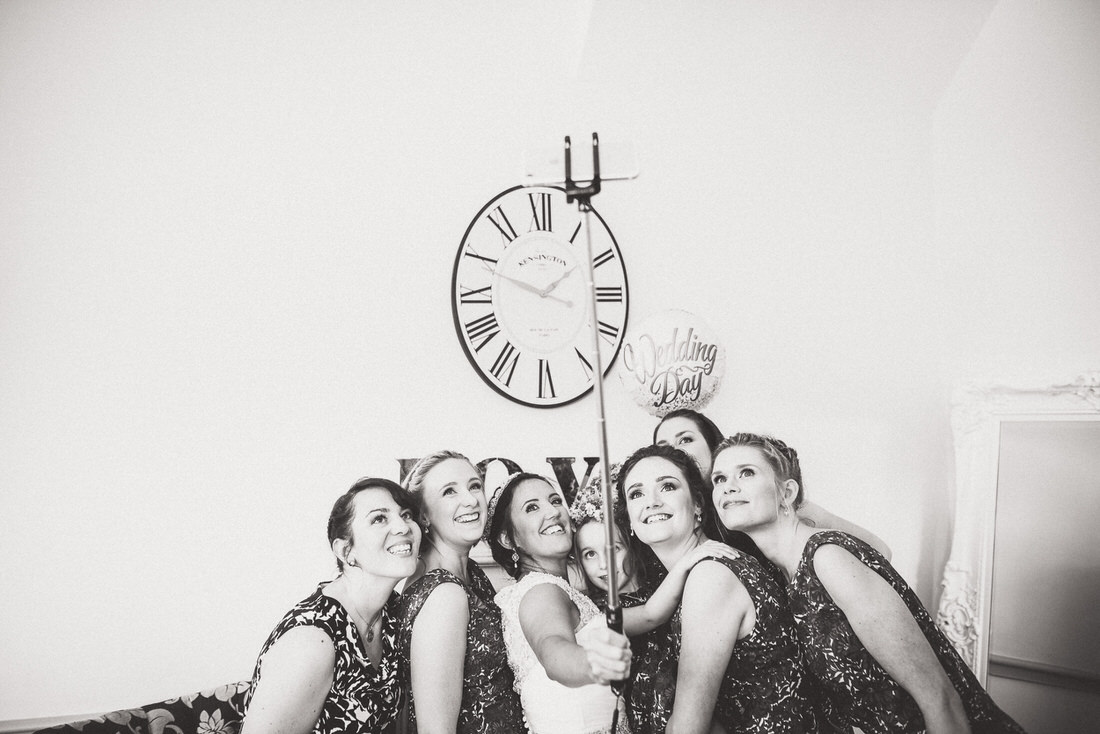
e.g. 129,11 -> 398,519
452,185 -> 629,408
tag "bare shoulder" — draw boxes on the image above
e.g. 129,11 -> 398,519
261,625 -> 336,674
416,581 -> 469,625
423,578 -> 469,607
518,579 -> 579,642
684,558 -> 748,608
519,579 -> 573,615
810,542 -> 887,605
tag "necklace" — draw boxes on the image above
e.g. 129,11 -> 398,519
364,610 -> 382,643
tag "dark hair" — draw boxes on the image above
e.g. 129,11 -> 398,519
615,443 -> 714,539
653,409 -> 724,453
328,477 -> 419,572
713,433 -> 805,509
486,472 -> 554,580
617,443 -> 764,563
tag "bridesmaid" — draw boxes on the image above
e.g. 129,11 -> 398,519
397,451 -> 524,734
241,477 -> 420,734
711,432 -> 1026,733
618,444 -> 814,734
654,408 -> 892,559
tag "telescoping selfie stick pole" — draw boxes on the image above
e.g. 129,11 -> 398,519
563,133 -> 623,655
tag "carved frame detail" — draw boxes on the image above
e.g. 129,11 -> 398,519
935,371 -> 1100,684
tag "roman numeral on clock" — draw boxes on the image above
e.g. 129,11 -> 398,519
464,250 -> 497,266
490,342 -> 520,385
486,206 -> 518,244
575,347 -> 594,380
459,285 -> 493,304
596,286 -> 623,303
538,359 -> 556,399
593,248 -> 615,268
597,320 -> 620,345
464,313 -> 499,352
528,193 -> 552,232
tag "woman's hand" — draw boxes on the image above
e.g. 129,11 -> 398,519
578,624 -> 632,685
626,540 -> 744,637
674,540 -> 741,575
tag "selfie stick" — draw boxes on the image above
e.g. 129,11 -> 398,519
563,134 -> 623,644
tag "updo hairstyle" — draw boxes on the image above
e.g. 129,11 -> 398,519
327,477 -> 419,572
713,432 -> 805,510
652,408 -> 724,452
486,471 -> 554,580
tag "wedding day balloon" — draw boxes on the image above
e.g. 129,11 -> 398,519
617,309 -> 726,417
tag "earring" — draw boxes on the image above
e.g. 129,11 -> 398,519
511,550 -> 519,565
781,504 -> 790,516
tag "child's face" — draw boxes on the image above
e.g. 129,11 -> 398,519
575,520 -> 631,593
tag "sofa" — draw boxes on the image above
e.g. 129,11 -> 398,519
32,682 -> 251,734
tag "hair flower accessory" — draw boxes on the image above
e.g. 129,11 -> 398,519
568,462 -> 622,525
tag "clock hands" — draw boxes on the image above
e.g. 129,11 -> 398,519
495,271 -> 574,307
541,263 -> 579,297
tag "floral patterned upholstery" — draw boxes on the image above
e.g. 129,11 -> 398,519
33,682 -> 251,734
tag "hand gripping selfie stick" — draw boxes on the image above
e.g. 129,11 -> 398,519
563,133 -> 624,697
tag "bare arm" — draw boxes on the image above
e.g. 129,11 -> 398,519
519,582 -> 630,687
240,627 -> 333,734
623,540 -> 742,636
666,560 -> 750,734
814,544 -> 970,734
799,501 -> 892,560
409,582 -> 469,734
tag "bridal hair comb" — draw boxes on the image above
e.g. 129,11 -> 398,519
483,471 -> 525,542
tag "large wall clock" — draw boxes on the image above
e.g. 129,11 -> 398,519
451,185 -> 629,408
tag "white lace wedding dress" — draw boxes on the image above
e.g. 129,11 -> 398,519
495,572 -> 630,734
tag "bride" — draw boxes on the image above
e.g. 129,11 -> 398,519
486,472 -> 632,734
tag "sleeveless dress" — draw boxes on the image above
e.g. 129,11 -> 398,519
495,572 -> 631,734
628,553 -> 814,734
243,582 -> 402,734
792,531 -> 1027,733
396,561 -> 524,734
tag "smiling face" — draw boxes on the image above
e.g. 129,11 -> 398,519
655,416 -> 715,480
710,445 -> 788,533
507,477 -> 572,566
344,487 -> 422,579
420,458 -> 487,550
622,456 -> 700,549
575,520 -> 632,593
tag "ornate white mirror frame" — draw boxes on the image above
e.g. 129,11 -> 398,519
935,371 -> 1100,684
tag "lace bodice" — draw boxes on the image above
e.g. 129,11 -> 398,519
495,572 -> 600,690
495,572 -> 629,734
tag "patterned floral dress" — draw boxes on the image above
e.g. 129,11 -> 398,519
792,531 -> 1027,733
243,583 -> 402,734
396,561 -> 524,734
628,552 -> 814,734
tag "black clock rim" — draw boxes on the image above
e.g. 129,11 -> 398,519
450,184 -> 630,409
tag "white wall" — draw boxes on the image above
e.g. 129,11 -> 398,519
2,0 -> 1098,721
